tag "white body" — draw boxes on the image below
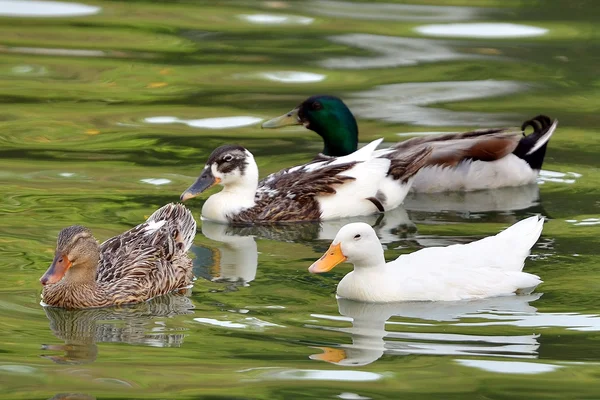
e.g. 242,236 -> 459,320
411,155 -> 538,193
332,216 -> 544,302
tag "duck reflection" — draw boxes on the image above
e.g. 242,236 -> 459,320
41,292 -> 194,364
404,184 -> 542,215
194,207 -> 416,285
308,294 -> 542,367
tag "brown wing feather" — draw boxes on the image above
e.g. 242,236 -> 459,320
234,161 -> 360,223
383,145 -> 434,181
393,130 -> 522,168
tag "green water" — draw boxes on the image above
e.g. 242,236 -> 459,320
1,0 -> 599,399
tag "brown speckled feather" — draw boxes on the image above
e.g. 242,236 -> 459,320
233,161 -> 359,223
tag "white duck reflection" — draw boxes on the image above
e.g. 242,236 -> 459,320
195,207 -> 416,285
308,294 -> 542,367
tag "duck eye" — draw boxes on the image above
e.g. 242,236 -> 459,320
311,102 -> 322,111
353,234 -> 361,240
223,154 -> 234,162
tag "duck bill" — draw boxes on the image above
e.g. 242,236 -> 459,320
308,243 -> 347,273
261,107 -> 301,129
40,254 -> 72,286
180,169 -> 221,202
310,347 -> 348,364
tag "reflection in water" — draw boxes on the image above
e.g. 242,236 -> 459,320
198,222 -> 258,285
456,359 -> 562,374
41,293 -> 194,364
308,295 -> 542,366
306,1 -> 480,21
565,218 -> 600,227
0,0 -> 100,17
537,170 -> 582,185
321,35 -> 483,69
349,80 -> 524,126
404,184 -> 540,214
415,23 -> 548,38
47,394 -> 96,400
144,116 -> 263,129
248,367 -> 382,382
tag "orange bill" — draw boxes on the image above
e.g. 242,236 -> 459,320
40,253 -> 72,285
309,347 -> 347,364
308,243 -> 347,273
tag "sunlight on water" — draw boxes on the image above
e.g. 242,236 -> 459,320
307,1 -> 480,21
239,14 -> 314,25
415,23 -> 549,38
321,35 -> 483,69
144,116 -> 263,129
350,80 -> 524,126
0,0 -> 100,17
260,71 -> 326,83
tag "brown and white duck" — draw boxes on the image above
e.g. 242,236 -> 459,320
40,203 -> 196,309
180,139 -> 433,224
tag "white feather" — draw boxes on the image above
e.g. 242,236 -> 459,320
411,155 -> 538,193
144,220 -> 166,235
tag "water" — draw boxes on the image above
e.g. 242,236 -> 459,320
0,0 -> 599,398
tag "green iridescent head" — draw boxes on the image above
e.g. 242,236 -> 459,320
262,95 -> 359,157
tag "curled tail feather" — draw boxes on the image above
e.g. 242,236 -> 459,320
513,115 -> 557,170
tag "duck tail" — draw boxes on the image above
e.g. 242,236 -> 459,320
512,115 -> 557,170
147,203 -> 197,252
495,215 -> 545,270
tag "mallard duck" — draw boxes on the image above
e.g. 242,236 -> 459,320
179,139 -> 432,224
40,203 -> 197,309
262,95 -> 557,192
309,216 -> 544,302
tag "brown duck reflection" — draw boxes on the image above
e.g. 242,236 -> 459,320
41,292 -> 194,364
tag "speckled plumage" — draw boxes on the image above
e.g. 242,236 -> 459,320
41,203 -> 196,309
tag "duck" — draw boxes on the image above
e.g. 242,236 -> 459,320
308,215 -> 544,302
179,139 -> 433,224
40,203 -> 197,309
262,95 -> 557,192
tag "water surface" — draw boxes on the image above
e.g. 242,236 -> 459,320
0,1 -> 599,399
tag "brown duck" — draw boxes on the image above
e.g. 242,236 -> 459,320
40,203 -> 196,309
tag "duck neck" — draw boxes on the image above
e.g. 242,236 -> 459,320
351,250 -> 386,271
203,165 -> 259,222
311,112 -> 359,157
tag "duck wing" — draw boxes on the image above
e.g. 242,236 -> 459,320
96,204 -> 195,299
393,115 -> 556,169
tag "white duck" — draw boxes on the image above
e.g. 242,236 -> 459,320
309,216 -> 544,302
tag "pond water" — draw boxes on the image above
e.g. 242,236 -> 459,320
0,0 -> 599,399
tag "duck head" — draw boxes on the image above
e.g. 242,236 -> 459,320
41,226 -> 100,286
309,222 -> 385,273
262,95 -> 359,157
180,144 -> 259,202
